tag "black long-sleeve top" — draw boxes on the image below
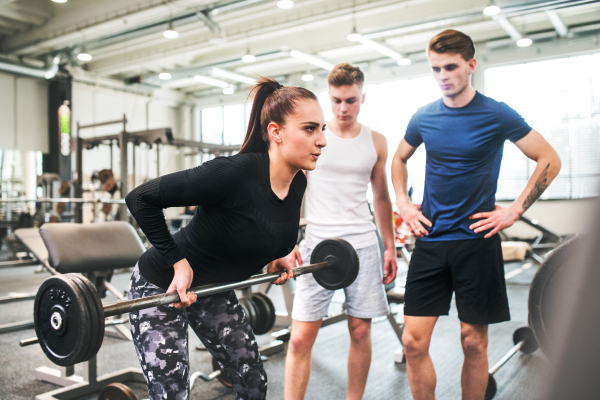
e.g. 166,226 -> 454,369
125,152 -> 307,290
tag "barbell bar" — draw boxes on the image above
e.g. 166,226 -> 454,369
484,327 -> 539,400
26,238 -> 359,366
103,260 -> 331,317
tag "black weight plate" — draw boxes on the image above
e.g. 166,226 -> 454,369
485,374 -> 497,400
310,238 -> 360,290
68,274 -> 98,363
212,356 -> 232,388
239,297 -> 257,331
239,299 -> 251,328
34,274 -> 91,366
97,382 -> 138,400
253,293 -> 276,334
528,235 -> 589,358
70,274 -> 105,363
513,326 -> 538,354
250,295 -> 269,335
82,275 -> 106,362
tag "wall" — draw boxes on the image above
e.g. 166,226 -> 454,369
498,198 -> 597,239
0,72 -> 48,153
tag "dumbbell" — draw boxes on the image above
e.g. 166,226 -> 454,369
22,238 -> 359,367
485,326 -> 539,400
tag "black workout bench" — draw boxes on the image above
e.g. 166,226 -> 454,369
25,222 -> 145,400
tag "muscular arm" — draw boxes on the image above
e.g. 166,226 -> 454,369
391,138 -> 416,204
391,138 -> 431,237
470,129 -> 561,237
513,130 -> 561,213
370,131 -> 397,284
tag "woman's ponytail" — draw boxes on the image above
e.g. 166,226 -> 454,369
239,78 -> 282,154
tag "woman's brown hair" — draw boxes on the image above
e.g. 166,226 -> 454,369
239,78 -> 318,154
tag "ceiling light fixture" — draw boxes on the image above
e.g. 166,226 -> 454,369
223,86 -> 235,95
516,38 -> 533,47
483,5 -> 501,16
290,50 -> 334,71
159,72 -> 172,80
301,74 -> 314,82
397,57 -> 411,66
52,0 -> 67,3
347,1 -> 362,42
347,27 -> 362,42
242,49 -> 256,62
77,51 -> 92,62
194,75 -> 230,88
277,0 -> 294,10
211,68 -> 256,84
163,20 -> 179,39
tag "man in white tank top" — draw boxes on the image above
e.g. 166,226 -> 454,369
284,63 -> 398,399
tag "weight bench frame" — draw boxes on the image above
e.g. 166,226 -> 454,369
16,223 -> 145,400
5,229 -> 132,340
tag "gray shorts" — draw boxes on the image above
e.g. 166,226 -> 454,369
292,243 -> 389,321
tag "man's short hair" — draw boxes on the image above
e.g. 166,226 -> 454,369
428,29 -> 475,61
327,63 -> 364,88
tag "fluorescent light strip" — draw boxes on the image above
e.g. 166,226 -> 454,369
494,16 -> 522,41
290,50 -> 334,71
194,75 -> 230,88
211,67 -> 256,84
357,36 -> 402,60
546,10 -> 569,37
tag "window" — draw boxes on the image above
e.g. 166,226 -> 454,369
200,107 -> 223,144
199,103 -> 250,146
485,53 -> 600,199
223,104 -> 246,145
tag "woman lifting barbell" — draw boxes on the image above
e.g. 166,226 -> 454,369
125,78 -> 326,400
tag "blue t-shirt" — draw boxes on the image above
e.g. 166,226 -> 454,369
404,92 -> 531,241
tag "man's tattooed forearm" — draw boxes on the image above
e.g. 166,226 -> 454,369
522,163 -> 550,211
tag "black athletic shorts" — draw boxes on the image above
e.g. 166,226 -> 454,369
404,234 -> 510,325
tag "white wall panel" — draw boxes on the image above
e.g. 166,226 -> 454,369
0,73 -> 47,152
15,78 -> 48,153
0,73 -> 15,150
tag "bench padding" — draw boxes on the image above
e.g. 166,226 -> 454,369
14,228 -> 50,268
39,222 -> 145,273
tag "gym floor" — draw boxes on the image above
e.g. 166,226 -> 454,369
0,248 -> 548,400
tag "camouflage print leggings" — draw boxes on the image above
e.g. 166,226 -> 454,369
128,266 -> 267,400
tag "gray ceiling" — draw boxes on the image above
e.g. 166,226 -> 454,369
1,0 -> 599,95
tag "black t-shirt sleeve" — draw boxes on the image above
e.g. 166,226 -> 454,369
126,155 -> 249,268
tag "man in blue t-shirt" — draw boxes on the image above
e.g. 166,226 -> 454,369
391,29 -> 561,400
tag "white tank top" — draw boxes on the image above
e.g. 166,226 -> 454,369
305,124 -> 378,250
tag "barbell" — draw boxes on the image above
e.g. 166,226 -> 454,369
484,326 -> 539,400
24,238 -> 359,366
